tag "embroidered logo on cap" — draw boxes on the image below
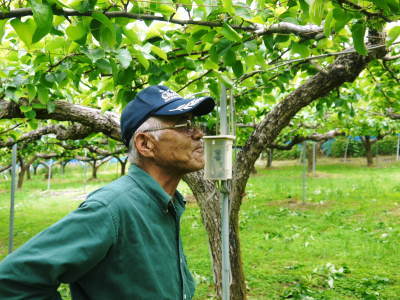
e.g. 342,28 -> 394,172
161,90 -> 181,102
169,98 -> 202,112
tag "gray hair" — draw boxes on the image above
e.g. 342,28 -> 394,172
128,117 -> 164,164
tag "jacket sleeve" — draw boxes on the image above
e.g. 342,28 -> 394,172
0,200 -> 117,300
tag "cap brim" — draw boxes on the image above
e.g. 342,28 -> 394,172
152,96 -> 215,117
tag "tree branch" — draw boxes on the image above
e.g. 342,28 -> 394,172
271,130 -> 344,150
57,142 -> 126,156
334,0 -> 391,22
177,69 -> 213,92
0,164 -> 11,173
381,61 -> 400,84
0,122 -> 23,135
383,53 -> 400,61
0,8 -> 323,39
0,99 -> 121,141
386,108 -> 400,120
0,123 -> 95,148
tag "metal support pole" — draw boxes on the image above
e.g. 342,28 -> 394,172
302,142 -> 307,203
220,83 -> 230,300
221,181 -> 230,300
47,161 -> 52,190
397,135 -> 400,161
9,144 -> 17,254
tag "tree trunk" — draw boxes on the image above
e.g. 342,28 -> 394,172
362,136 -> 374,167
17,156 -> 25,189
26,163 -> 31,180
184,173 -> 224,298
266,148 -> 273,168
17,167 -> 26,189
115,156 -> 128,175
33,164 -> 38,175
91,161 -> 98,179
61,161 -> 68,174
184,172 -> 247,300
306,143 -> 313,173
120,159 -> 127,175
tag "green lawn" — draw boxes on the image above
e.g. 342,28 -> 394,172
1,159 -> 400,299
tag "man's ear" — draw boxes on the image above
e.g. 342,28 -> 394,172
134,133 -> 156,158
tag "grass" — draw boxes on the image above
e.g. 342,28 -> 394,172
1,158 -> 400,299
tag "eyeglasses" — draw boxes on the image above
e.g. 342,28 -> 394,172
142,120 -> 204,135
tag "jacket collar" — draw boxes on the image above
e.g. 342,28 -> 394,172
127,164 -> 185,214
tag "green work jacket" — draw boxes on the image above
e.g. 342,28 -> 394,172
0,164 -> 196,300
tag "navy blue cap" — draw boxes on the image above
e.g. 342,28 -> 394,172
120,85 -> 215,147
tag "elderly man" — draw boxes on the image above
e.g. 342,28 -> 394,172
0,85 -> 215,300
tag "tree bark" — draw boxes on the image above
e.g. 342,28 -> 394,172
266,148 -> 273,168
362,136 -> 374,167
33,164 -> 38,175
91,161 -> 98,179
26,163 -> 32,180
17,156 -> 25,189
306,143 -> 314,173
0,164 -> 11,173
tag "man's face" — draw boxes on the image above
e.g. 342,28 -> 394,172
151,115 -> 205,174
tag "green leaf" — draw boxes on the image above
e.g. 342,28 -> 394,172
96,59 -> 112,74
232,60 -> 243,78
132,46 -> 150,70
99,27 -> 115,49
10,18 -> 36,47
332,8 -> 351,32
85,48 -> 105,62
386,0 -> 400,14
0,20 -> 6,42
27,84 -> 37,102
37,86 -> 49,104
66,23 -> 87,41
32,103 -> 47,109
263,34 -> 274,51
28,119 -> 38,129
220,23 -> 242,42
25,110 -> 37,119
148,0 -> 176,18
45,37 -> 67,51
31,0 -> 53,43
223,49 -> 236,66
291,42 -> 310,57
47,101 -> 56,113
117,48 -> 132,69
222,0 -> 235,15
151,45 -> 168,61
92,12 -> 115,32
388,26 -> 400,46
90,17 -> 116,49
309,0 -> 325,25
351,22 -> 368,56
20,105 -> 32,113
122,27 -> 140,44
323,9 -> 334,37
218,74 -> 233,88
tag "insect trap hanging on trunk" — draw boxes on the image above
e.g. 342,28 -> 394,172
203,135 -> 235,180
203,84 -> 235,180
